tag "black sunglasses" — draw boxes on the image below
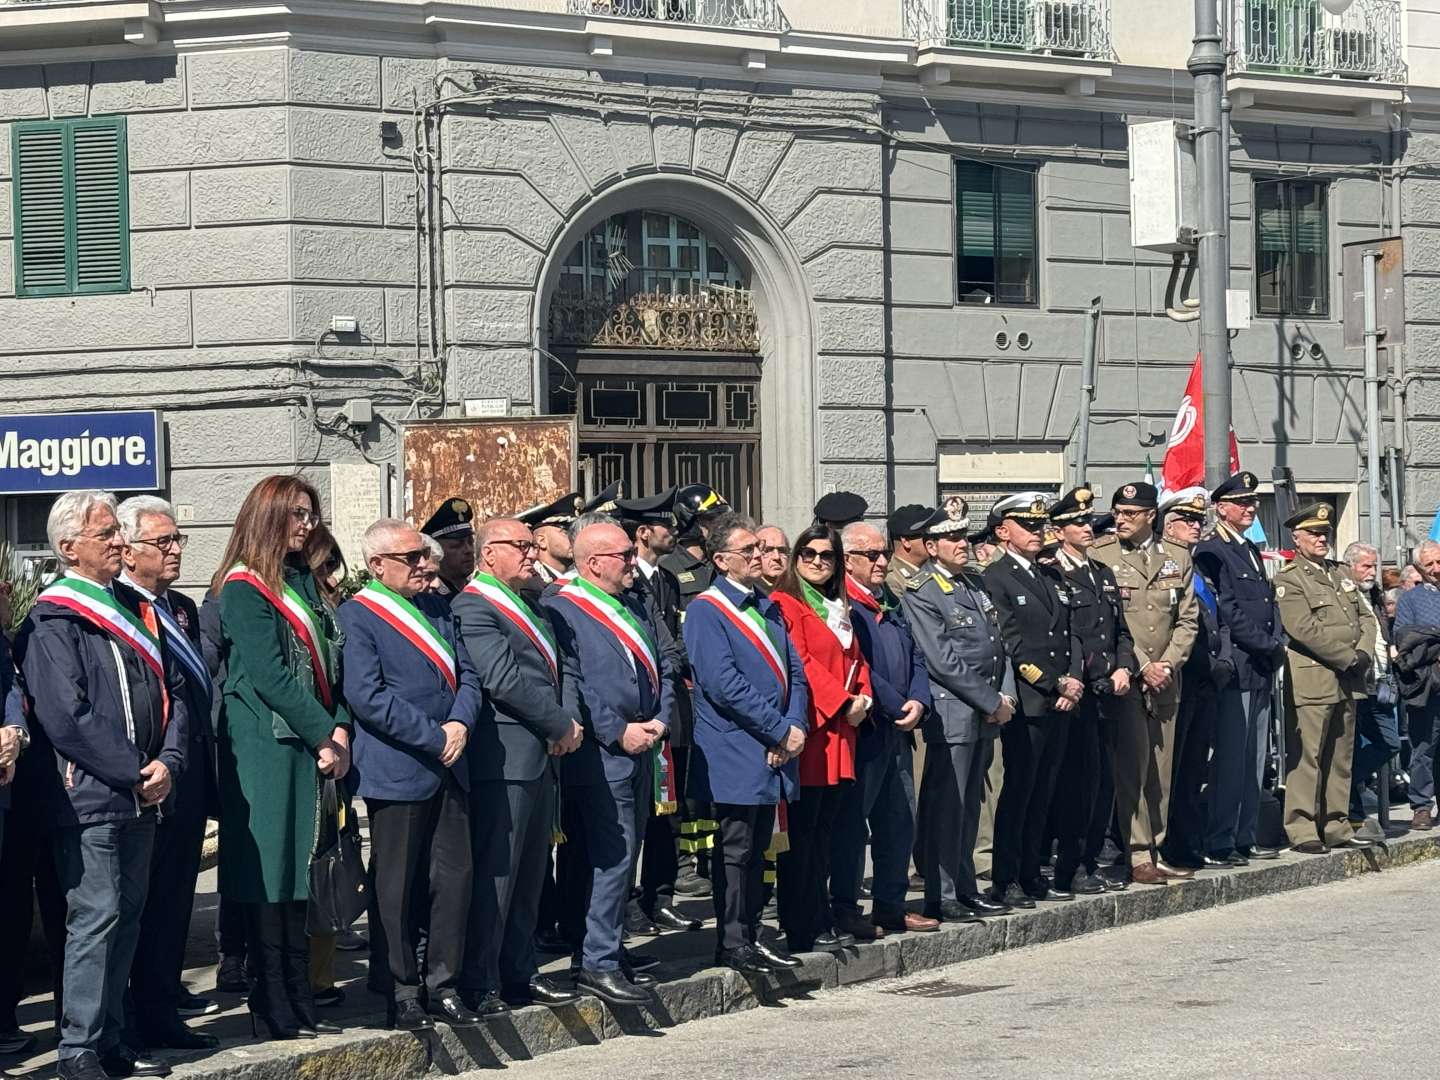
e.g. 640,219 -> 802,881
377,549 -> 428,568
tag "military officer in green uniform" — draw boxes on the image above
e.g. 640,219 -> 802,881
1275,502 -> 1378,853
1090,482 -> 1199,885
886,505 -> 939,593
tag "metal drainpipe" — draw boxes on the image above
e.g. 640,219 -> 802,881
1075,298 -> 1102,485
1390,115 -> 1408,565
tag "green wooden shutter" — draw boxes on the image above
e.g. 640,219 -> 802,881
12,116 -> 128,297
71,119 -> 129,294
996,167 -> 1034,261
13,125 -> 70,296
956,161 -> 996,258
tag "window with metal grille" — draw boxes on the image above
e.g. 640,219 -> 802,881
955,160 -> 1037,305
1255,178 -> 1328,317
12,116 -> 130,298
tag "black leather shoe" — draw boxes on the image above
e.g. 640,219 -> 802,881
622,948 -> 661,973
651,904 -> 702,932
137,1022 -> 219,1051
59,1053 -> 110,1080
1238,845 -> 1281,860
959,893 -> 1012,916
753,939 -> 803,969
534,930 -> 572,955
295,1022 -> 341,1038
577,969 -> 651,1007
624,902 -> 659,936
176,991 -> 219,1018
924,899 -> 984,923
1226,852 -> 1250,866
812,929 -> 855,951
101,1049 -> 170,1078
429,993 -> 483,1027
215,956 -> 250,994
1044,886 -> 1075,901
392,1000 -> 434,1031
717,946 -> 774,976
992,883 -> 1035,910
1201,852 -> 1234,868
1070,873 -> 1105,896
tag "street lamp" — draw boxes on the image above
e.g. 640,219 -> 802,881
1319,0 -> 1355,13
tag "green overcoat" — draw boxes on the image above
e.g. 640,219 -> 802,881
216,560 -> 350,904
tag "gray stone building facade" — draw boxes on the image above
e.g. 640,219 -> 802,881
1,0 -> 1437,585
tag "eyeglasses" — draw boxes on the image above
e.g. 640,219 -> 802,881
797,547 -> 837,565
848,549 -> 887,562
760,544 -> 791,556
721,544 -> 759,558
595,548 -> 638,564
132,533 -> 188,552
377,549 -> 429,568
80,526 -> 122,542
290,507 -> 320,527
1114,508 -> 1152,520
488,539 -> 538,555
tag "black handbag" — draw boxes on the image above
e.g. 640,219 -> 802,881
306,777 -> 368,937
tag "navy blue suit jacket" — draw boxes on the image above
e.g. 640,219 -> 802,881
851,586 -> 931,763
338,591 -> 483,802
541,582 -> 675,787
684,577 -> 809,806
1194,524 -> 1283,691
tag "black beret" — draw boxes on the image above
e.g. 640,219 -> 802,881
814,491 -> 868,528
1111,481 -> 1158,510
888,503 -> 939,539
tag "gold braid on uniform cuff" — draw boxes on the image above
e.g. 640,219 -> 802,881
1018,663 -> 1044,685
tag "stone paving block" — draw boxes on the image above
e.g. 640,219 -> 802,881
1003,894 -> 1116,950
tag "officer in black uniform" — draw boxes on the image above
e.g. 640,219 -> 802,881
658,484 -> 732,612
516,492 -> 580,601
981,493 -> 1084,908
1048,486 -> 1135,895
420,497 -> 476,603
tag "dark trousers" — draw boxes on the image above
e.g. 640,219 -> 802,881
464,769 -> 554,994
216,898 -> 247,961
1052,698 -> 1102,885
536,850 -> 559,936
1166,674 -> 1219,863
53,816 -> 155,1059
992,707 -> 1068,890
1083,699 -> 1121,870
245,901 -> 313,1030
639,747 -> 687,908
1407,699 -> 1439,809
557,764 -> 648,972
1205,685 -> 1272,855
368,777 -> 472,1003
0,809 -> 66,1031
917,738 -> 991,904
1351,697 -> 1401,820
832,739 -> 914,915
776,783 -> 845,948
130,784 -> 207,1035
709,803 -> 774,952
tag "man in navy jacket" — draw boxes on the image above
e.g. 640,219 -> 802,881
541,515 -> 675,1007
16,491 -> 188,1080
339,519 -> 484,1032
833,521 -> 937,937
685,514 -> 808,976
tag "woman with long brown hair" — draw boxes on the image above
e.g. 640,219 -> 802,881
769,523 -> 873,954
212,476 -> 351,1040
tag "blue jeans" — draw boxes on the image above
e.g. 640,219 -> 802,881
1351,697 -> 1401,820
53,816 -> 155,1060
831,736 -> 915,915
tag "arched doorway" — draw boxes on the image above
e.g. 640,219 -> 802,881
546,210 -> 763,514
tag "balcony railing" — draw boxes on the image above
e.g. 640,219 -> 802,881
549,288 -> 761,352
1231,0 -> 1405,83
566,0 -> 785,32
904,0 -> 1113,60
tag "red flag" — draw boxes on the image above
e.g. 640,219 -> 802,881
1161,352 -> 1240,492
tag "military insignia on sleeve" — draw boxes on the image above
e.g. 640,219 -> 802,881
1276,585 -> 1285,598
1341,578 -> 1356,592
678,571 -> 695,583
1018,663 -> 1044,684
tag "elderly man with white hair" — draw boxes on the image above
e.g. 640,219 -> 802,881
15,491 -> 190,1080
337,518 -> 485,1031
1393,539 -> 1440,830
115,496 -> 221,1050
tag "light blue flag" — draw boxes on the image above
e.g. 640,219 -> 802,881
1429,510 -> 1440,542
1245,518 -> 1268,546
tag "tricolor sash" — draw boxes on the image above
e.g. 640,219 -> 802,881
223,564 -> 334,709
353,581 -> 457,691
152,599 -> 213,713
38,575 -> 165,684
557,576 -> 659,693
653,742 -> 677,816
691,585 -> 788,705
464,572 -> 558,684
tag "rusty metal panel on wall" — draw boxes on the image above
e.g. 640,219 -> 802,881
402,416 -> 577,522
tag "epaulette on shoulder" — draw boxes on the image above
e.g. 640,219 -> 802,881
927,572 -> 952,594
904,572 -> 927,591
1160,539 -> 1191,560
1275,558 -> 1298,575
1090,534 -> 1119,550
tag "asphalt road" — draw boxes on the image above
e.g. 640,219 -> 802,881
493,860 -> 1436,1080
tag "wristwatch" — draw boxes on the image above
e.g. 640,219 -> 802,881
3,724 -> 28,752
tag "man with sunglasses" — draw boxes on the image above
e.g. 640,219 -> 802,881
1193,470 -> 1285,865
1090,482 -> 1200,885
115,496 -> 221,1050
339,519 -> 486,1030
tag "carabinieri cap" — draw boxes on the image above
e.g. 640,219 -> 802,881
517,491 -> 581,531
421,497 -> 474,540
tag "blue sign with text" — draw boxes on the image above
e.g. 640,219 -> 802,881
0,410 -> 163,495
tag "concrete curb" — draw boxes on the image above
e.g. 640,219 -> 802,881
172,833 -> 1440,1079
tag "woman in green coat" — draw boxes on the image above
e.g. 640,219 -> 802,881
212,474 -> 352,1040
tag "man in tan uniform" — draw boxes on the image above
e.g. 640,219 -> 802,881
1274,502 -> 1378,853
1090,482 -> 1199,885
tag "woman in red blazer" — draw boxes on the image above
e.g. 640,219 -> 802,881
771,523 -> 874,954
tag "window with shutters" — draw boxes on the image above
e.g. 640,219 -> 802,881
1254,178 -> 1328,318
955,160 -> 1037,305
11,116 -> 130,298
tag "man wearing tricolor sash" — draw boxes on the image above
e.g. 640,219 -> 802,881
684,514 -> 809,976
116,496 -> 221,1052
454,517 -> 583,1013
338,520 -> 485,1032
15,491 -> 189,1080
541,514 -> 675,1007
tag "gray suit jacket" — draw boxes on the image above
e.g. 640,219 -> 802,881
900,564 -> 1013,746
